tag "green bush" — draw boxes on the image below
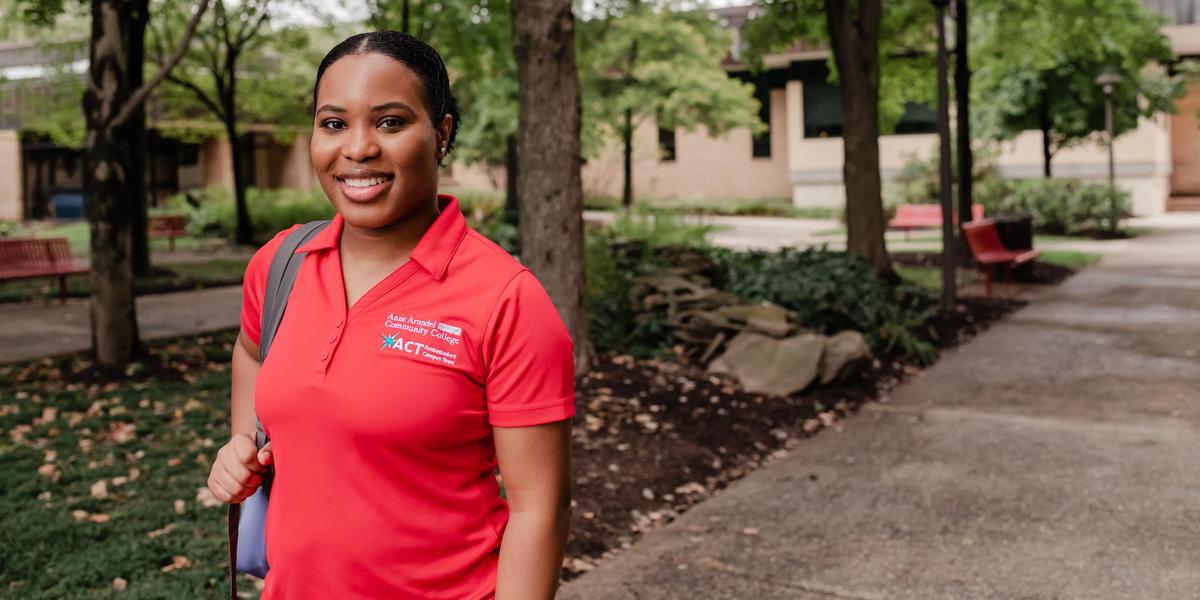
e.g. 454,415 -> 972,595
166,186 -> 334,242
712,247 -> 936,363
606,208 -> 715,248
980,178 -> 1129,235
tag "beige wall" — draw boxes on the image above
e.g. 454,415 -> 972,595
782,77 -> 1175,216
445,88 -> 792,202
0,130 -> 23,221
1170,81 -> 1200,196
200,138 -> 234,191
195,133 -> 317,193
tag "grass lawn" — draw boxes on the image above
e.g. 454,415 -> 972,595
897,251 -> 1099,292
3,221 -> 232,258
0,259 -> 249,304
0,330 -> 263,598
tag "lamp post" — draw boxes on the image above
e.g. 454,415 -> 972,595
1095,70 -> 1121,234
933,0 -> 955,312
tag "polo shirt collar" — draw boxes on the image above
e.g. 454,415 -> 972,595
295,194 -> 467,281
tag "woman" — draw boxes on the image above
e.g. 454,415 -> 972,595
206,32 -> 575,599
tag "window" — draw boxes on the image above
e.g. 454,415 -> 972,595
796,59 -> 937,138
658,126 -> 676,162
752,82 -> 772,158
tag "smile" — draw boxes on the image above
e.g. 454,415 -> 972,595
336,175 -> 395,201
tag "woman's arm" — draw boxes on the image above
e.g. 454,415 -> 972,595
230,331 -> 262,438
494,419 -> 573,600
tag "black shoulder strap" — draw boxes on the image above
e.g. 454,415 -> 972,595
229,219 -> 329,600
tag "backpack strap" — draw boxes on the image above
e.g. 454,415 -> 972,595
229,219 -> 330,600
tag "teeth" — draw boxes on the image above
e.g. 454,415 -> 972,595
342,176 -> 390,188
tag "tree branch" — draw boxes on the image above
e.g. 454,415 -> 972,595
110,0 -> 212,131
166,72 -> 225,120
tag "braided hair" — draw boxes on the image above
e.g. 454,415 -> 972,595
314,32 -> 461,160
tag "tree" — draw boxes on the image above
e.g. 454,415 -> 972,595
743,0 -> 936,275
34,0 -> 209,370
971,0 -> 1182,177
511,0 -> 593,374
148,0 -> 283,246
577,3 -> 765,208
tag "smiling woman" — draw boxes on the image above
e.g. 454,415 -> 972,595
205,32 -> 576,600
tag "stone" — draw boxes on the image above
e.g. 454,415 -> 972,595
709,332 -> 825,396
820,330 -> 872,384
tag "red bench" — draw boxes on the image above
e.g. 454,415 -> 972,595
149,214 -> 189,251
0,237 -> 89,302
889,204 -> 986,238
961,219 -> 1041,297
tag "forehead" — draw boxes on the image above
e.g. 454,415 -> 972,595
316,53 -> 427,114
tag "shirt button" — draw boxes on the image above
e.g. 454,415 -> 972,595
320,351 -> 329,361
328,334 -> 337,343
335,319 -> 343,328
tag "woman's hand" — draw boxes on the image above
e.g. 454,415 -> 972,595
207,433 -> 274,504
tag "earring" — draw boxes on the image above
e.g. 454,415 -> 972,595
440,146 -> 447,155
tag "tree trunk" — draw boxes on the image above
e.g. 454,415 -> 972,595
512,0 -> 593,375
1039,94 -> 1053,177
955,0 -> 972,224
504,133 -> 519,224
403,0 -> 411,35
84,0 -> 143,370
622,107 -> 633,209
224,77 -> 254,245
825,0 -> 893,276
129,0 -> 151,276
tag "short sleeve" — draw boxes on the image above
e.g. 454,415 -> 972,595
240,226 -> 303,347
482,270 -> 576,427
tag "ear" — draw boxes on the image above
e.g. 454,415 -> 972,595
436,113 -> 454,153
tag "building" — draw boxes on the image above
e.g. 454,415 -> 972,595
0,39 -> 313,222
556,1 -> 1200,216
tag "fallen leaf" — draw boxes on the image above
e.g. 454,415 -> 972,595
641,488 -> 655,500
196,487 -> 221,508
742,527 -> 760,536
110,422 -> 136,443
37,491 -> 52,502
37,464 -> 61,481
88,513 -> 110,523
43,450 -> 57,462
71,510 -> 89,521
111,476 -> 128,486
91,480 -> 109,499
128,467 -> 141,481
112,577 -> 127,591
147,523 -> 178,539
174,499 -> 186,515
160,555 -> 191,573
167,457 -> 182,467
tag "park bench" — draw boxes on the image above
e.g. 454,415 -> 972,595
889,203 -> 986,238
0,237 -> 89,302
961,219 -> 1041,297
149,214 -> 189,251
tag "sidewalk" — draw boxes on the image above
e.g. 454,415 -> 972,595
560,219 -> 1200,598
0,286 -> 241,363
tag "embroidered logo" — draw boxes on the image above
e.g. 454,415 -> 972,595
378,312 -> 461,366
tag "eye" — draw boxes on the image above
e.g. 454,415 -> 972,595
320,119 -> 346,131
378,116 -> 405,129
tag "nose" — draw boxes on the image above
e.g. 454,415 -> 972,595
341,125 -> 380,162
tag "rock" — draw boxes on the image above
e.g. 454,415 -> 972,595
709,332 -> 825,396
717,303 -> 794,338
820,330 -> 872,384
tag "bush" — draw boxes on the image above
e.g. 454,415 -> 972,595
606,208 -> 715,248
980,178 -> 1129,235
166,186 -> 334,242
711,247 -> 936,363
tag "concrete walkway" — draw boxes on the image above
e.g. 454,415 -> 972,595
561,218 -> 1200,599
0,286 -> 241,363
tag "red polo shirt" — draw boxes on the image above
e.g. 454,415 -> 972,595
240,195 -> 575,599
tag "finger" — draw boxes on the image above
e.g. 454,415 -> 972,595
230,434 -> 259,467
257,441 -> 273,467
216,467 -> 252,502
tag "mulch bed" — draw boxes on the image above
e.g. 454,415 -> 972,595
563,294 -> 1026,577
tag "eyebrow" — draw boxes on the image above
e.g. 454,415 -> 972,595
315,102 -> 415,114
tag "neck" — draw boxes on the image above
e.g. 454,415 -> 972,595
339,197 -> 442,265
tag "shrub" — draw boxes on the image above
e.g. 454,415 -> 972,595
980,178 -> 1129,235
606,208 -> 715,248
711,247 -> 936,363
167,186 -> 334,242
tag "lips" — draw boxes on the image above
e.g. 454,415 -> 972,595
336,174 -> 395,202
